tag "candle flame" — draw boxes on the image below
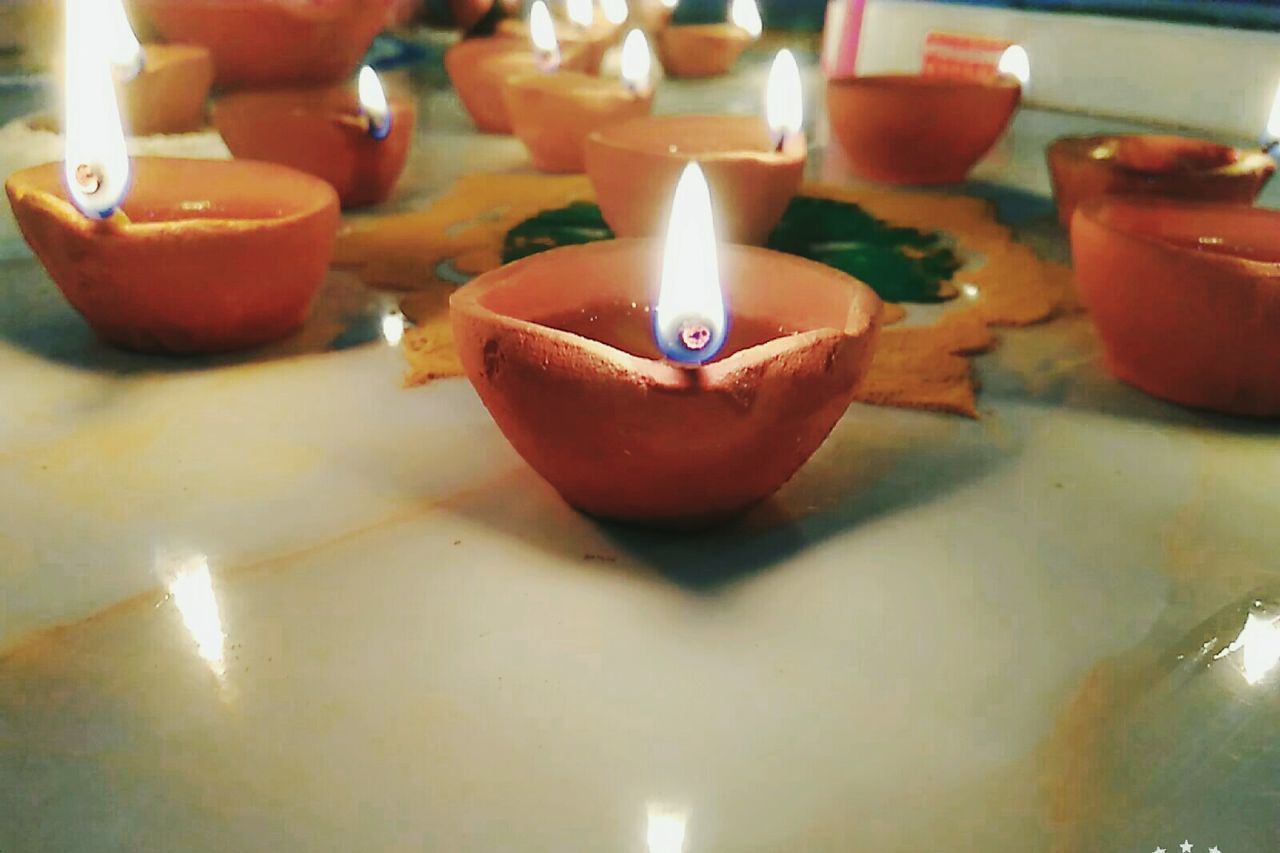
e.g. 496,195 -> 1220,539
730,0 -> 762,39
600,0 -> 629,26
64,0 -> 130,219
621,29 -> 652,94
655,163 -> 726,365
566,0 -> 594,29
358,65 -> 392,140
997,44 -> 1030,87
530,0 -> 561,71
1265,82 -> 1280,147
766,49 -> 803,147
660,0 -> 678,8
105,0 -> 143,80
646,805 -> 689,853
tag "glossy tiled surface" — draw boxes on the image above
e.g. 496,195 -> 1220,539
2,36 -> 1279,853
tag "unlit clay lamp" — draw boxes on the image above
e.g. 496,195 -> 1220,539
505,28 -> 654,173
213,66 -> 414,209
450,163 -> 883,527
827,44 -> 1027,185
1048,136 -> 1276,227
496,0 -> 619,74
1071,196 -> 1280,417
656,0 -> 760,78
586,48 -> 805,244
133,0 -> 392,89
446,1 -> 590,134
6,5 -> 338,354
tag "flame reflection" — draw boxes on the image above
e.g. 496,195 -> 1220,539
1216,610 -> 1280,686
160,553 -> 228,685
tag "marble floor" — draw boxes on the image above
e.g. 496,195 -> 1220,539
1,35 -> 1279,853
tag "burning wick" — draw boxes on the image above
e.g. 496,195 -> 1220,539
730,0 -> 762,39
530,0 -> 561,72
997,44 -> 1031,89
1263,82 -> 1280,154
64,0 -> 131,219
620,29 -> 652,97
766,48 -> 803,153
75,163 -> 103,196
654,162 -> 727,366
358,65 -> 392,140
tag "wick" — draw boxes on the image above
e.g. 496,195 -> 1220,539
367,113 -> 392,141
678,320 -> 712,353
773,134 -> 786,153
75,163 -> 103,195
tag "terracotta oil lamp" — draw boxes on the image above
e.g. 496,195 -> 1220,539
119,44 -> 214,136
505,28 -> 654,173
655,0 -> 760,78
585,49 -> 805,245
133,0 -> 393,89
826,44 -> 1026,185
6,4 -> 338,354
450,163 -> 883,527
1071,196 -> 1280,417
213,66 -> 415,209
1049,136 -> 1276,227
446,2 -> 590,135
495,0 -> 619,74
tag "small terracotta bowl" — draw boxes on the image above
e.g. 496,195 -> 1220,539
503,71 -> 653,173
123,44 -> 215,136
445,38 -> 589,134
212,87 -> 416,209
451,239 -> 883,526
655,24 -> 752,78
495,18 -> 617,74
1071,196 -> 1280,417
5,158 -> 339,354
133,0 -> 392,89
826,74 -> 1021,185
585,115 -> 805,245
1047,135 -> 1275,227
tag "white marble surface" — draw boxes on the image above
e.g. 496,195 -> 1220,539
2,38 -> 1280,853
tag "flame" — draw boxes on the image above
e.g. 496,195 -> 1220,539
530,0 -> 561,70
600,0 -> 629,26
766,48 -> 803,146
1266,82 -> 1280,146
997,44 -> 1030,87
358,65 -> 392,140
105,0 -> 143,79
655,163 -> 726,365
1218,611 -> 1280,686
730,0 -> 762,38
646,805 -> 688,853
621,29 -> 651,94
161,553 -> 228,683
64,0 -> 130,218
381,310 -> 406,346
660,0 -> 678,8
566,0 -> 594,29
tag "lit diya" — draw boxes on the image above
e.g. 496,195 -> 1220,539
450,163 -> 883,526
827,44 -> 1027,185
634,0 -> 679,32
134,0 -> 393,89
495,0 -> 620,74
6,0 -> 338,354
1048,107 -> 1279,225
655,0 -> 760,78
585,48 -> 805,244
446,1 -> 590,134
1071,196 -> 1280,418
504,29 -> 654,173
213,66 -> 415,209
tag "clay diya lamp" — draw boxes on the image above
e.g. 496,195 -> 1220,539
7,158 -> 338,353
212,66 -> 415,209
119,44 -> 215,136
495,0 -> 619,74
504,29 -> 654,173
450,164 -> 883,527
133,0 -> 393,89
655,0 -> 760,78
826,46 -> 1028,185
7,25 -> 337,354
1071,196 -> 1280,417
1047,135 -> 1275,227
585,49 -> 806,244
446,5 -> 591,136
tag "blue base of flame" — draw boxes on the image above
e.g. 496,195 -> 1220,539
654,313 -> 730,366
